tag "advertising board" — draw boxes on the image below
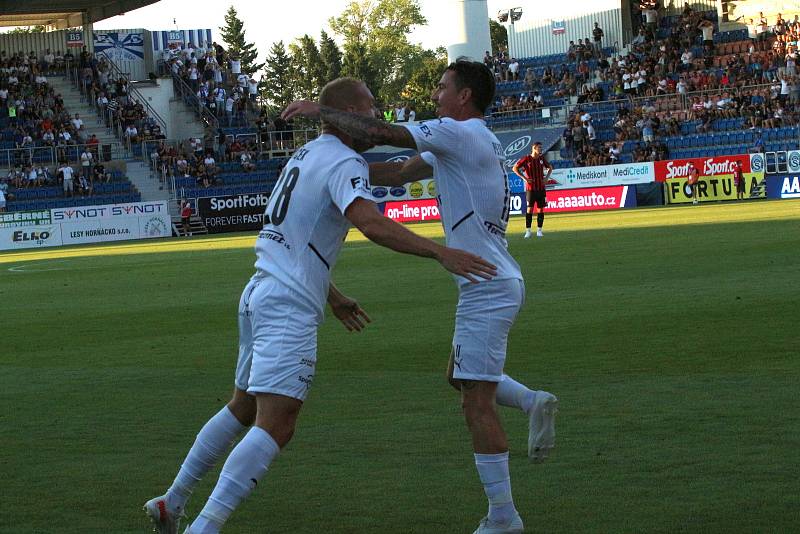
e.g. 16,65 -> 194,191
196,193 -> 269,233
545,162 -> 655,190
766,175 -> 800,199
0,210 -> 51,228
0,225 -> 62,250
382,198 -> 441,223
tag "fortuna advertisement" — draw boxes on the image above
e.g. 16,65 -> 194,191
196,193 -> 270,233
657,154 -> 766,204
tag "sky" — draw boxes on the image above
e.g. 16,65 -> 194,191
92,0 -> 537,57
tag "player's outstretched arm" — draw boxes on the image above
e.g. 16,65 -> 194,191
369,155 -> 433,186
327,282 -> 371,332
345,198 -> 496,283
282,100 -> 417,149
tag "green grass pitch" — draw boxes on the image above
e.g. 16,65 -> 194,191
1,200 -> 798,533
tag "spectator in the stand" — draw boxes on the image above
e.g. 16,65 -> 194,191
124,124 -> 139,145
59,163 -> 74,197
407,105 -> 416,122
80,148 -> 94,172
76,170 -> 93,197
240,150 -> 256,172
593,22 -> 604,55
508,58 -> 519,81
698,20 -> 715,56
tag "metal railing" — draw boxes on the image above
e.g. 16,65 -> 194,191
170,73 -> 220,131
487,81 -> 776,130
96,51 -> 168,134
0,142 -> 126,169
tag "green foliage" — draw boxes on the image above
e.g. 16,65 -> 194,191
288,35 -> 326,101
319,31 -> 342,84
329,0 -> 426,106
489,20 -> 508,54
218,5 -> 264,75
5,26 -> 46,34
261,41 -> 295,109
400,47 -> 448,118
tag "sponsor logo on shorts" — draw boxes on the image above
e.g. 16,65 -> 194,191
298,374 -> 314,391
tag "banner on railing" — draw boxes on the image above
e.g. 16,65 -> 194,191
0,210 -> 52,228
196,193 -> 269,233
546,162 -> 655,190
766,175 -> 800,199
654,154 -> 753,182
0,225 -> 62,250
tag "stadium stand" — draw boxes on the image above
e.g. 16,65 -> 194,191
0,50 -> 140,212
483,7 -> 800,169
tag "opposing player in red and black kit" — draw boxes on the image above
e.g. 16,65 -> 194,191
512,141 -> 553,238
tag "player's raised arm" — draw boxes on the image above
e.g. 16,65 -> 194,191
282,100 -> 418,150
369,155 -> 434,186
344,197 -> 496,283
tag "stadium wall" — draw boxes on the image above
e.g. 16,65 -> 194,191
507,8 -> 623,58
0,30 -> 71,55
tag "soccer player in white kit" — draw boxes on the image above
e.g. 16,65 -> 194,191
284,60 -> 559,534
144,78 -> 497,534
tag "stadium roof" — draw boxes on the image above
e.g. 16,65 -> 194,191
0,0 -> 160,29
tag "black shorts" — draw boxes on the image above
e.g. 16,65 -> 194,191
526,189 -> 546,209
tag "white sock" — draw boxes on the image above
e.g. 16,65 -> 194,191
495,374 -> 535,413
475,452 -> 516,525
165,406 -> 246,513
191,426 -> 280,533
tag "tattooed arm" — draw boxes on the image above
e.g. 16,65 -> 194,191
281,100 -> 418,149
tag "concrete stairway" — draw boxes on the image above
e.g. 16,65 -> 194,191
48,76 -> 171,203
48,76 -> 119,150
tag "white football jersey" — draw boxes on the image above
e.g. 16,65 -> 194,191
254,134 -> 372,319
403,118 -> 523,286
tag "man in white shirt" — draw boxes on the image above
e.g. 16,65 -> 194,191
71,113 -> 84,131
145,77 -> 495,534
60,164 -> 74,197
284,60 -> 558,534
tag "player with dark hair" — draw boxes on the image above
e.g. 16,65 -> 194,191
284,60 -> 558,534
144,77 -> 496,534
688,162 -> 700,204
513,141 -> 553,238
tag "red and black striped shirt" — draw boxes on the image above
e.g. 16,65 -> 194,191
515,154 -> 551,191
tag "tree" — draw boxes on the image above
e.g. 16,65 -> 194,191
489,20 -> 508,54
402,47 -> 448,118
261,41 -> 295,110
319,30 -> 342,84
5,26 -> 45,34
219,6 -> 264,75
341,41 -> 377,96
329,0 -> 426,106
288,35 -> 326,100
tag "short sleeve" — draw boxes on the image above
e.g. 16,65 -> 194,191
328,157 -> 373,215
402,118 -> 462,157
419,151 -> 437,167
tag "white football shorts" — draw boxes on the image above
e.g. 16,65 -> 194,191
235,274 -> 319,401
452,278 -> 525,382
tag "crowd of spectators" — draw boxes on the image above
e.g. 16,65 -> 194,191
555,5 -> 800,167
0,49 -> 124,201
151,131 -> 263,190
163,41 -> 260,127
